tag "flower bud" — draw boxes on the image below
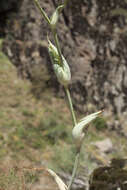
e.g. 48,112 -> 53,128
50,5 -> 64,29
48,40 -> 71,87
72,110 -> 103,148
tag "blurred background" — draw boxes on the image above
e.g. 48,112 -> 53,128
0,0 -> 127,189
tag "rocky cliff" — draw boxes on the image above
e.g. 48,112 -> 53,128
1,0 -> 127,134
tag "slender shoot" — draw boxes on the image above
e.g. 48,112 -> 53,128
67,152 -> 80,190
34,0 -> 51,25
65,87 -> 77,127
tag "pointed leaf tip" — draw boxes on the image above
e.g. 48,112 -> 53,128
50,5 -> 64,29
46,168 -> 67,190
72,110 -> 103,147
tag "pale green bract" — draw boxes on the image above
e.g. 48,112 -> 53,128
50,5 -> 64,29
48,40 -> 71,87
72,111 -> 102,147
47,169 -> 67,190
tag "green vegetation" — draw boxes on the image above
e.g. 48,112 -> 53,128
0,0 -> 127,185
0,38 -> 127,188
0,166 -> 40,190
0,168 -> 24,190
0,38 -> 73,163
0,37 -> 106,188
93,117 -> 108,131
51,144 -> 76,173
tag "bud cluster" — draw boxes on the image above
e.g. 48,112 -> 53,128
48,40 -> 71,87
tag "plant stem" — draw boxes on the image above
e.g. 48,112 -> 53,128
65,88 -> 77,127
34,2 -> 80,190
52,30 -> 77,127
34,0 -> 77,127
67,152 -> 80,190
52,28 -> 80,190
52,30 -> 63,67
34,0 -> 51,25
51,28 -> 77,127
52,28 -> 79,190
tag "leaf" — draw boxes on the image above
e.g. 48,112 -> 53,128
72,110 -> 103,145
47,168 -> 67,190
50,5 -> 64,28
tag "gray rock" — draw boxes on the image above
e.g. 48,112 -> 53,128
94,138 -> 113,153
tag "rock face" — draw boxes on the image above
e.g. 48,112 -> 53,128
0,0 -> 23,35
0,0 -> 22,13
1,0 -> 127,133
94,138 -> 113,154
89,158 -> 127,190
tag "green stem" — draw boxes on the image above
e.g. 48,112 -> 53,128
52,29 -> 79,190
34,2 -> 79,190
67,152 -> 80,190
34,0 -> 51,25
52,30 -> 77,126
65,88 -> 77,127
52,30 -> 63,67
